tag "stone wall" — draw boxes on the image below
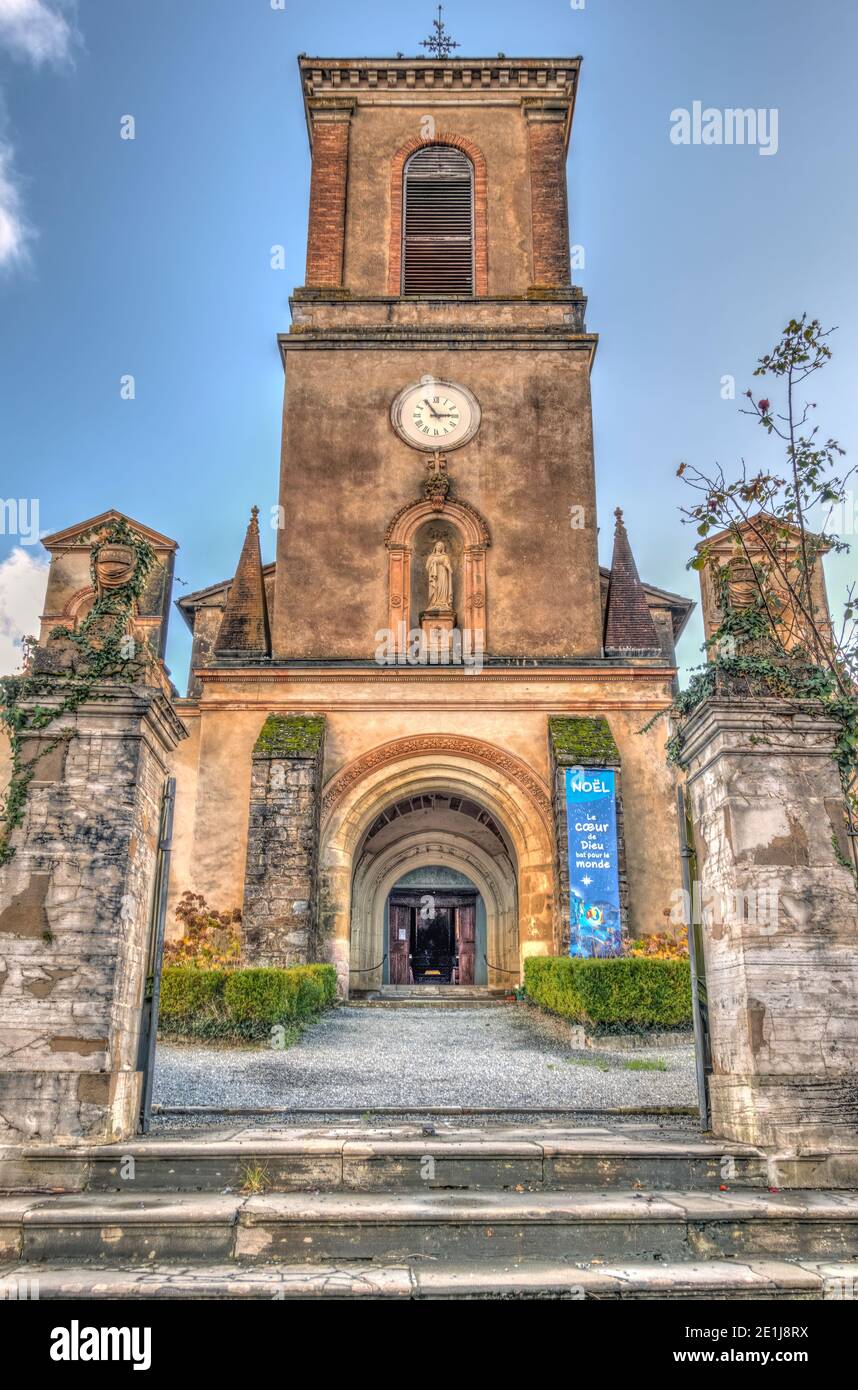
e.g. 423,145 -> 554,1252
241,714 -> 326,968
0,686 -> 186,1141
681,697 -> 858,1157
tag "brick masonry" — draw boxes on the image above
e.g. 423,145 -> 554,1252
241,715 -> 326,968
525,109 -> 572,288
0,686 -> 187,1142
681,698 -> 858,1156
304,109 -> 353,288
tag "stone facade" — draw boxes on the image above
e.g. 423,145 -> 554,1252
0,685 -> 186,1141
165,53 -> 694,982
680,697 -> 858,1156
241,716 -> 326,968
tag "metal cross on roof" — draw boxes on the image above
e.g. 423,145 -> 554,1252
419,6 -> 460,60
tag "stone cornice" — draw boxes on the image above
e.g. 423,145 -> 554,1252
298,56 -> 581,150
195,665 -> 675,685
278,325 -> 598,364
19,683 -> 189,750
300,56 -> 580,96
679,696 -> 841,780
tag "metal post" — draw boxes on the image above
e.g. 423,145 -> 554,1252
137,776 -> 176,1134
677,784 -> 710,1130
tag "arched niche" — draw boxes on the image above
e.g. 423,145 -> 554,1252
385,497 -> 490,653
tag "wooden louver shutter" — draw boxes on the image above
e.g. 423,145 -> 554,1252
403,146 -> 474,294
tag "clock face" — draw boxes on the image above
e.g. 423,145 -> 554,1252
391,379 -> 481,452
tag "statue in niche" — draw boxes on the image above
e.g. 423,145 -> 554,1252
426,540 -> 453,611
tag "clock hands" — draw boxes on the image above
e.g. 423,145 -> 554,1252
422,399 -> 457,420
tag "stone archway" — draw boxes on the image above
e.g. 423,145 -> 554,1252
319,735 -> 556,996
351,827 -> 518,991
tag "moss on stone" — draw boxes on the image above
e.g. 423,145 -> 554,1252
253,714 -> 325,759
549,716 -> 620,766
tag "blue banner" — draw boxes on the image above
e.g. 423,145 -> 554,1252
564,767 -> 622,958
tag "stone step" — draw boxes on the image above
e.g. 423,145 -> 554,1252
3,1189 -> 858,1266
348,998 -> 508,1009
1,1132 -> 770,1194
380,986 -> 507,998
350,987 -> 510,1007
2,1257 -> 855,1301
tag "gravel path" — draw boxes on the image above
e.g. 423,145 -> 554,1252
154,1004 -> 698,1113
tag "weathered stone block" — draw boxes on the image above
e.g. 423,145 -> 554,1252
0,685 -> 187,1143
241,714 -> 326,968
680,698 -> 858,1154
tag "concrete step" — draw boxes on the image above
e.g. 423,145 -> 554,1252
2,1132 -> 771,1194
4,1189 -> 858,1266
2,1257 -> 855,1300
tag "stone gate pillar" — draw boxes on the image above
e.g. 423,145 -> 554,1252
680,697 -> 858,1166
0,684 -> 187,1142
241,714 -> 326,968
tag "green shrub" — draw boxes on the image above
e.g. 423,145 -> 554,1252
158,962 -> 337,1041
291,964 -> 338,1012
524,956 -> 692,1029
159,967 -> 226,1023
223,968 -> 297,1024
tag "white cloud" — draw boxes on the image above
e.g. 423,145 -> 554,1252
0,2 -> 77,270
0,546 -> 49,675
0,0 -> 75,67
0,137 -> 29,268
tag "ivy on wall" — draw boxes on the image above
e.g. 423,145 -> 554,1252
0,518 -> 157,866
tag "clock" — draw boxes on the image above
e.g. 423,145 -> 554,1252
391,378 -> 481,452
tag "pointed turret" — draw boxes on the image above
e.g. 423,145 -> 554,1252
603,508 -> 662,657
214,506 -> 271,658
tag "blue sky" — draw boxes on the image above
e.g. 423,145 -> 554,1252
1,0 -> 856,685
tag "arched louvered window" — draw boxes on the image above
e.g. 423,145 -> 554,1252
402,145 -> 474,295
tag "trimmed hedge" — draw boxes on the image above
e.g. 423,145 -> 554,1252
159,963 -> 337,1041
159,967 -> 226,1022
524,956 -> 692,1029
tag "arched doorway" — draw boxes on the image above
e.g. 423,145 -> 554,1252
350,791 -> 517,992
318,735 -> 556,996
386,865 -> 486,986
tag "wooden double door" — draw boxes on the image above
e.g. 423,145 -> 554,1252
388,890 -> 477,986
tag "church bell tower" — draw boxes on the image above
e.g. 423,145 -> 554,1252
168,35 -> 689,986
272,46 -> 603,662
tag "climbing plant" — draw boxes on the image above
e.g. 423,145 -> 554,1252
648,316 -> 858,859
0,518 -> 157,866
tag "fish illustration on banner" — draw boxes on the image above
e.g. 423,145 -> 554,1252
564,766 -> 623,957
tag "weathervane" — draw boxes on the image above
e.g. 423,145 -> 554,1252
420,6 -> 460,60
